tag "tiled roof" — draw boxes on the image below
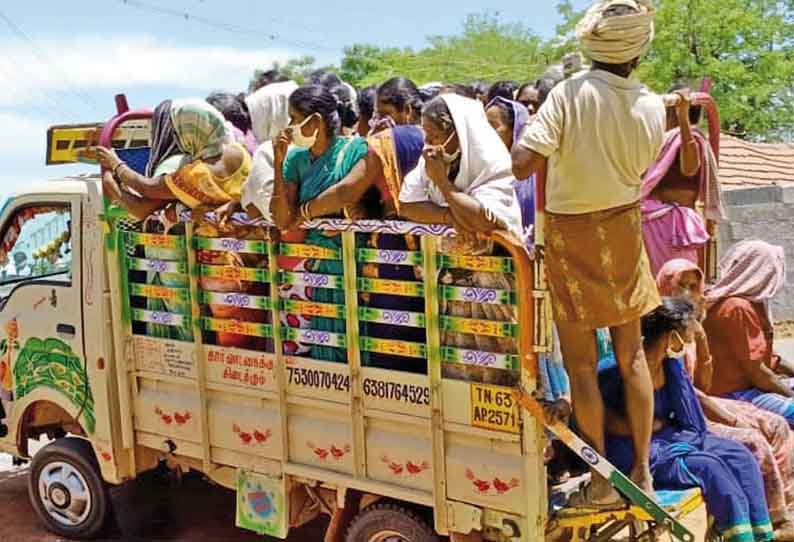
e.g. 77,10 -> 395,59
719,134 -> 794,190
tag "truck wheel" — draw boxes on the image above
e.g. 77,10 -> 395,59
345,503 -> 438,542
28,437 -> 109,539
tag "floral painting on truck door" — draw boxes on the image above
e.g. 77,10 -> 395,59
12,336 -> 95,433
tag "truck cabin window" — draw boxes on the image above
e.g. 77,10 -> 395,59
0,205 -> 71,299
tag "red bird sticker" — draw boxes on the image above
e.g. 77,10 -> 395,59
308,442 -> 350,461
380,455 -> 430,477
233,424 -> 272,446
465,468 -> 520,496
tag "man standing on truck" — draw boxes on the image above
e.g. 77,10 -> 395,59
512,0 -> 665,506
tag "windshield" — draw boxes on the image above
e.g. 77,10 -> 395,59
0,206 -> 71,299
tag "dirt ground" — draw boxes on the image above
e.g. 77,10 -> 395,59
776,320 -> 794,339
0,464 -> 328,542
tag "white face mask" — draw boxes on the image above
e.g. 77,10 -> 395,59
666,330 -> 686,359
424,131 -> 460,164
288,113 -> 319,149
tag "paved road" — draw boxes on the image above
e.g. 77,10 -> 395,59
0,463 -> 328,541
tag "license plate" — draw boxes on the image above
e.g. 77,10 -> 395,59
470,383 -> 520,433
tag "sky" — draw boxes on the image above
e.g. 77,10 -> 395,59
0,0 -> 582,202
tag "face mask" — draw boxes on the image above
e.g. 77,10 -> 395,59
424,131 -> 461,164
288,114 -> 319,149
666,330 -> 686,359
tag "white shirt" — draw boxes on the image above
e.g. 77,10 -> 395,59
519,70 -> 666,215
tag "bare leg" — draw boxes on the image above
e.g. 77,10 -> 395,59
557,320 -> 620,502
610,319 -> 654,493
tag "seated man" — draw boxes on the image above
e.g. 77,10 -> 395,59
705,241 -> 794,425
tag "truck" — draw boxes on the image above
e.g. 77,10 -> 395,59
0,94 -> 720,541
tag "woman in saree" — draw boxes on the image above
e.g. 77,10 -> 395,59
485,96 -> 535,246
271,84 -> 369,362
599,297 -> 774,542
294,125 -> 426,373
398,94 -> 523,385
97,99 -> 258,347
704,241 -> 794,423
641,86 -> 727,275
658,259 -> 794,538
369,77 -> 423,134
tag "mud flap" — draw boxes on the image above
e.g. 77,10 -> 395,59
235,469 -> 288,538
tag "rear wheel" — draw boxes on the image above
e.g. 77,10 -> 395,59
345,503 -> 438,542
28,437 -> 109,539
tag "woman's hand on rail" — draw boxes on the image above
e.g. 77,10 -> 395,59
93,146 -> 123,172
672,87 -> 693,120
216,200 -> 242,228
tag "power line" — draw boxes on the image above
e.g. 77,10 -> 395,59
119,0 -> 339,53
0,8 -> 100,116
0,28 -> 82,122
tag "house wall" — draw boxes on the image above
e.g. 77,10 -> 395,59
718,185 -> 794,321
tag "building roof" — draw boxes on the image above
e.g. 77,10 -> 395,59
719,134 -> 794,190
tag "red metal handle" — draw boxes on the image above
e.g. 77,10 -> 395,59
98,94 -> 153,172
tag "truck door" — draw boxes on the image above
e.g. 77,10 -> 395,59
0,195 -> 88,439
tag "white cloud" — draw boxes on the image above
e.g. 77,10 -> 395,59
0,35 -> 294,107
0,112 -> 49,157
0,112 -> 94,200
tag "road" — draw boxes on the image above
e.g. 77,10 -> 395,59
0,460 -> 328,541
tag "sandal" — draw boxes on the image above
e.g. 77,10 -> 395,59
566,481 -> 626,511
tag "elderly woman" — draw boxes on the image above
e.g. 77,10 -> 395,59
704,241 -> 794,423
658,259 -> 794,538
96,99 -> 253,344
270,84 -> 369,362
599,298 -> 774,542
641,85 -> 726,275
97,99 -> 249,220
399,94 -> 523,385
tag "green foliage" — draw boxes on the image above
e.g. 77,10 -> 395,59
637,0 -> 794,140
251,3 -> 794,140
346,13 -> 550,87
251,55 -> 335,87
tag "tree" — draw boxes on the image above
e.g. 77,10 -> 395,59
638,0 -> 794,140
250,55 -> 336,88
549,0 -> 794,141
340,13 -> 551,87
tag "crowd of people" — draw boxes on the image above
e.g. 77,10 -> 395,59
92,0 -> 793,540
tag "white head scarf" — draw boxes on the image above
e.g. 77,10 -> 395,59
240,80 -> 298,220
400,94 -> 523,242
245,80 -> 298,144
576,0 -> 656,65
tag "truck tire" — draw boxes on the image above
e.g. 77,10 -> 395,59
28,437 -> 110,539
345,503 -> 438,542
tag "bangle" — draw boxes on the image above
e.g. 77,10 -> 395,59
300,202 -> 312,221
112,162 -> 126,179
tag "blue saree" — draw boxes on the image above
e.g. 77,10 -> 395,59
599,356 -> 773,542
